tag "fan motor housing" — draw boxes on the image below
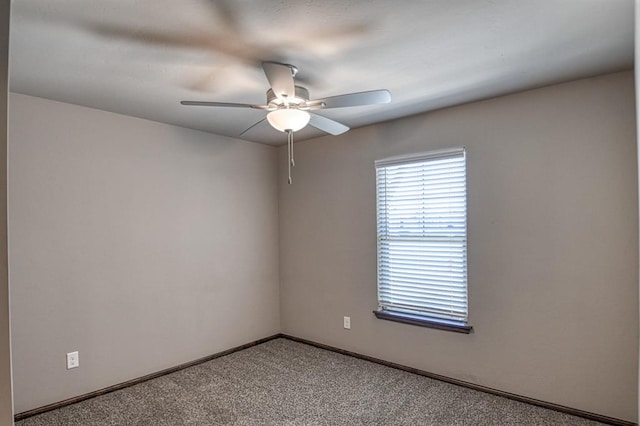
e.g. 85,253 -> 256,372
267,86 -> 310,107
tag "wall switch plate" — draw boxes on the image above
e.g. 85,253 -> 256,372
343,316 -> 351,330
66,351 -> 79,369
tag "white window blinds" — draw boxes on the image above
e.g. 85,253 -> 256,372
376,147 -> 468,323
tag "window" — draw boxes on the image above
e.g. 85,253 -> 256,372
374,147 -> 471,333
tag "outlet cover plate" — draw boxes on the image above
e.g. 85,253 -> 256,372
66,351 -> 79,369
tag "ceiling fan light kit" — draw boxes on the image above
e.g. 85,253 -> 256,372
267,109 -> 310,132
181,62 -> 391,184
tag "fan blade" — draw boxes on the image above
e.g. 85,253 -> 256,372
239,118 -> 268,136
310,90 -> 391,109
180,101 -> 268,109
308,113 -> 350,136
262,62 -> 295,99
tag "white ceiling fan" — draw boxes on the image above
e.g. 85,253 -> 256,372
181,62 -> 391,184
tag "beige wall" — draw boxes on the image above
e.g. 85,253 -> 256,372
279,71 -> 639,422
0,0 -> 11,424
8,94 -> 280,413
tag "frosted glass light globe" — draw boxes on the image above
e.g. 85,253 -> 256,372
267,109 -> 310,132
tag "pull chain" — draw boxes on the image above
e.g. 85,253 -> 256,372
290,131 -> 295,168
287,130 -> 294,184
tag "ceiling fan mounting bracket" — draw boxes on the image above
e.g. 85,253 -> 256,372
284,63 -> 298,78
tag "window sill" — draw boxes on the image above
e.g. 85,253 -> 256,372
373,310 -> 473,334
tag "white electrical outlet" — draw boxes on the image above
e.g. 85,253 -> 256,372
343,316 -> 351,330
66,351 -> 79,369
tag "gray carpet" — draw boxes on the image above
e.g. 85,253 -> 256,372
17,338 -> 605,425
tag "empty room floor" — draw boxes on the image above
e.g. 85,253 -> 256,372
17,338 -> 605,425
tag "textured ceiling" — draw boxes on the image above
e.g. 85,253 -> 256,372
9,0 -> 635,146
